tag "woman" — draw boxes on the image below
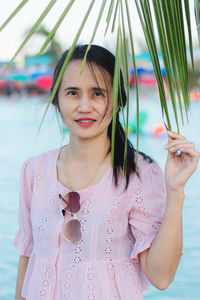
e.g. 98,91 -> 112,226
14,45 -> 200,300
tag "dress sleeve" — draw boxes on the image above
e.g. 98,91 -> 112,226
13,157 -> 34,257
128,161 -> 166,263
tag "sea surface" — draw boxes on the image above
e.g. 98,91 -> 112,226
0,92 -> 200,300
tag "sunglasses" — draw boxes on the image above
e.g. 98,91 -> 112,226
58,192 -> 82,243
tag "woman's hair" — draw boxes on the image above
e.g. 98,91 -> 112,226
51,44 -> 154,189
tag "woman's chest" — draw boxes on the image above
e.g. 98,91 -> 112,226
30,178 -> 132,256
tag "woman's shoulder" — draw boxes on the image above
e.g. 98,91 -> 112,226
134,150 -> 163,178
127,151 -> 165,195
23,147 -> 60,169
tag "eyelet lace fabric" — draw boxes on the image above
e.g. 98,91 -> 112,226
13,149 -> 166,300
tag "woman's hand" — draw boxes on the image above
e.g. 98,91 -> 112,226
164,131 -> 200,192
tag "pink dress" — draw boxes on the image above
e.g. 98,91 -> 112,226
13,147 -> 166,300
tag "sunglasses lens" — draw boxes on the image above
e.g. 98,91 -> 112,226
61,219 -> 82,243
68,192 -> 80,213
60,192 -> 80,214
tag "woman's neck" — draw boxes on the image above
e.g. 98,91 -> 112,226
65,134 -> 111,167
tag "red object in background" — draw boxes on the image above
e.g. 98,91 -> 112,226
36,76 -> 53,91
0,81 -> 6,88
190,90 -> 200,101
130,75 -> 157,87
153,124 -> 166,137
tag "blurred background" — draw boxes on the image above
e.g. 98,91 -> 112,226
0,1 -> 200,299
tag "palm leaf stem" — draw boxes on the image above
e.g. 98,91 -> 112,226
111,0 -> 119,33
80,0 -> 107,74
111,22 -> 121,166
104,0 -> 115,36
120,2 -> 129,175
124,0 -> 139,170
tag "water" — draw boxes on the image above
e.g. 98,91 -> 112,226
0,93 -> 200,300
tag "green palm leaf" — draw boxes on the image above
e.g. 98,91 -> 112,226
38,0 -> 75,56
104,0 -> 115,36
0,0 -> 29,32
184,0 -> 196,89
3,0 -> 58,74
120,1 -> 130,174
125,0 -> 140,170
111,1 -> 119,33
161,0 -> 184,126
112,21 -> 121,165
152,1 -> 179,132
136,0 -> 171,130
80,0 -> 107,74
195,0 -> 200,42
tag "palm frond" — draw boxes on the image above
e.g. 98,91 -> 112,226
0,0 -> 197,170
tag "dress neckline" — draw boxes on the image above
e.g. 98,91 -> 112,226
54,146 -> 113,194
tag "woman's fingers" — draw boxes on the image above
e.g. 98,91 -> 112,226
165,131 -> 196,152
168,145 -> 199,156
164,131 -> 200,160
167,131 -> 187,140
164,141 -> 195,151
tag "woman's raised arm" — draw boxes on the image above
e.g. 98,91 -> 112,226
140,131 -> 200,289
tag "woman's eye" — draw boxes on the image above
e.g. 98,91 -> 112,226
66,90 -> 77,96
94,91 -> 103,97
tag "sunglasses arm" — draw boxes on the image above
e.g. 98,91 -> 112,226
59,193 -> 69,207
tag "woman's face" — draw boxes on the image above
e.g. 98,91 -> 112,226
58,59 -> 113,141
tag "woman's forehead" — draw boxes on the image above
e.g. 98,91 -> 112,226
61,59 -> 112,88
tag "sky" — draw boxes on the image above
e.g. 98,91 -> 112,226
0,0 -> 198,62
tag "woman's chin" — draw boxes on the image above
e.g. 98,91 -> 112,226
69,129 -> 106,141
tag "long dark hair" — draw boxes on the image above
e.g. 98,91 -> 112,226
51,44 -> 154,189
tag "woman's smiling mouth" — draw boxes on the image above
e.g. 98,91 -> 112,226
75,118 -> 96,127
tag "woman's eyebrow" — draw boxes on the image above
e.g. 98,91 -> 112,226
90,87 -> 106,92
64,87 -> 79,91
63,87 -> 107,92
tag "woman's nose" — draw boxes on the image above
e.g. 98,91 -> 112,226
77,95 -> 92,112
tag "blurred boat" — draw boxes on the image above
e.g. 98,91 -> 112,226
190,90 -> 200,101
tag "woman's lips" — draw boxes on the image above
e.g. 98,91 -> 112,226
75,119 -> 96,128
